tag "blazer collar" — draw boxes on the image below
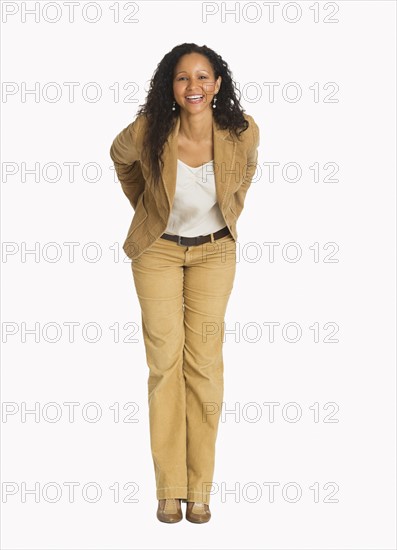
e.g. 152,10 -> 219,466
161,115 -> 237,210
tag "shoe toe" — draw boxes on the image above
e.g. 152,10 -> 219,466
186,502 -> 211,523
157,499 -> 183,523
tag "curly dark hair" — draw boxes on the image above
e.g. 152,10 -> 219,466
135,42 -> 249,187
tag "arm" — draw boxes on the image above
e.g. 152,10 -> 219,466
110,117 -> 145,210
233,118 -> 260,218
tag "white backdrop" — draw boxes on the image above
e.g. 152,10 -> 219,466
1,1 -> 396,549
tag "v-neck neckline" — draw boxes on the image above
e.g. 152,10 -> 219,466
177,158 -> 213,170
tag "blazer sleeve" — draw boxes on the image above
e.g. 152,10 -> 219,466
233,117 -> 260,218
109,117 -> 145,210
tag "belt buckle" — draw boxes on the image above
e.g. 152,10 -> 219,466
177,235 -> 184,246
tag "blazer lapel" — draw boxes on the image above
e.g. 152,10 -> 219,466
160,115 -> 237,211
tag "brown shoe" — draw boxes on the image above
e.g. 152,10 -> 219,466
157,498 -> 183,523
185,501 -> 211,523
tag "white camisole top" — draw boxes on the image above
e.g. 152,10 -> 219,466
164,159 -> 227,237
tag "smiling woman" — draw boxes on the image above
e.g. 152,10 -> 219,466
130,43 -> 253,191
109,42 -> 260,525
174,58 -> 219,111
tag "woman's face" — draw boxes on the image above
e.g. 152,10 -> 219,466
172,52 -> 221,114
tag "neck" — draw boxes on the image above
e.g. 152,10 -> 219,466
178,110 -> 213,142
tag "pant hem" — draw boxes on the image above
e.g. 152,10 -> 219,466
157,487 -> 188,500
156,489 -> 212,504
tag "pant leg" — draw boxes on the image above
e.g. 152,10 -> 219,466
182,233 -> 237,504
131,238 -> 188,500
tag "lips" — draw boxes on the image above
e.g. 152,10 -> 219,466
185,94 -> 204,104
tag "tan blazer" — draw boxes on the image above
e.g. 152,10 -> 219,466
110,112 -> 260,260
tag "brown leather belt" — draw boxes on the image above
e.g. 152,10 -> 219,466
160,225 -> 230,246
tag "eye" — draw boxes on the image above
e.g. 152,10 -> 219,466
176,75 -> 209,81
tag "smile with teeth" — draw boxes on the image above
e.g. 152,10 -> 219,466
185,94 -> 204,103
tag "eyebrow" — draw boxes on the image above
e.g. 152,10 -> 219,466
175,69 -> 210,75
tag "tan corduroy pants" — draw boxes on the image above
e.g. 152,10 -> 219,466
131,229 -> 236,505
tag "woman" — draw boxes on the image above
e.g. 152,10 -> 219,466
110,43 -> 260,524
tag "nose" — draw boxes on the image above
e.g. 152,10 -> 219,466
186,82 -> 200,90
185,79 -> 203,91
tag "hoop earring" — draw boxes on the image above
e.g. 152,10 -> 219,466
172,101 -> 176,111
212,96 -> 217,109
